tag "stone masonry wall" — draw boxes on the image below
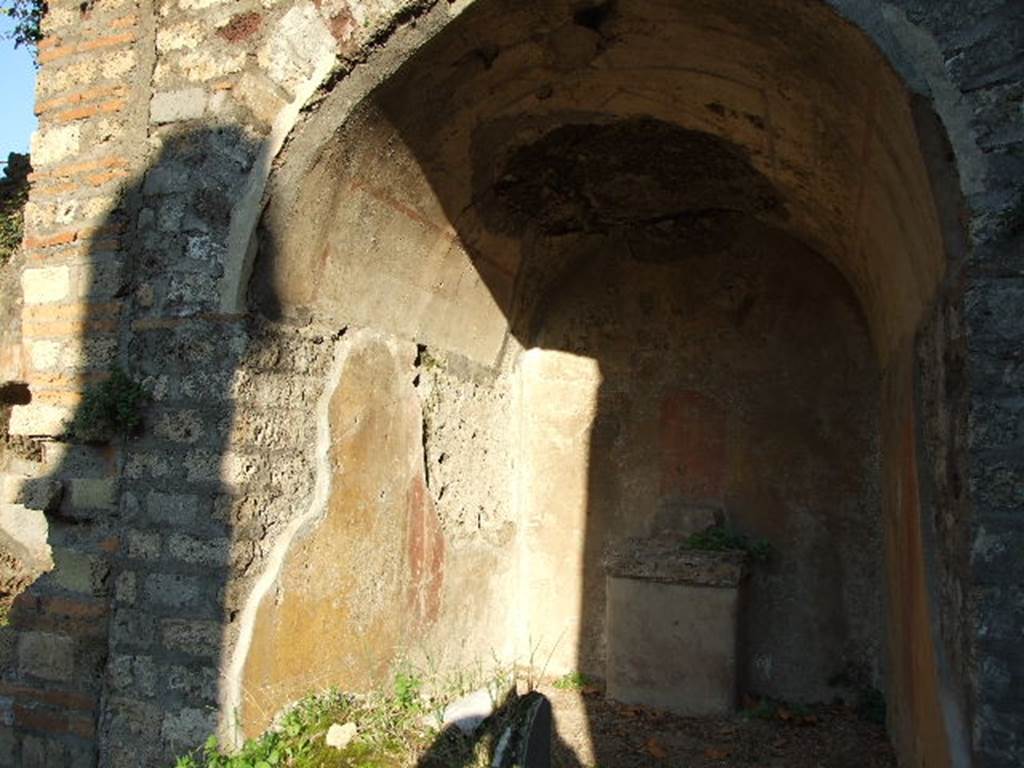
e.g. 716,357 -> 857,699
883,3 -> 1024,765
1,0 -> 153,764
0,0 -> 1020,766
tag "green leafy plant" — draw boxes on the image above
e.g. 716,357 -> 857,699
552,672 -> 591,691
685,525 -> 772,561
392,666 -> 422,712
173,690 -> 355,768
69,367 -> 149,443
0,0 -> 45,53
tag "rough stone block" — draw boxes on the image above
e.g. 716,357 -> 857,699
179,0 -> 231,10
167,533 -> 227,567
104,696 -> 163,744
965,279 -> 1024,342
146,492 -> 198,526
257,2 -> 335,93
164,49 -> 246,84
161,619 -> 220,657
605,575 -> 740,715
161,708 -> 217,751
150,89 -> 207,124
17,632 -> 75,682
109,654 -> 157,697
0,503 -> 53,577
29,124 -> 80,166
141,163 -> 191,195
65,741 -> 96,768
55,337 -> 117,372
69,478 -> 117,511
48,548 -> 107,595
20,736 -> 45,768
126,530 -> 161,560
144,573 -> 199,608
153,410 -> 202,444
29,340 -> 61,371
7,475 -> 62,513
235,70 -> 287,124
8,404 -> 70,437
970,458 -> 1024,515
123,452 -> 172,480
81,261 -> 126,302
0,629 -> 15,669
0,726 -> 13,768
114,571 -> 136,604
166,664 -> 217,703
155,20 -> 202,52
109,608 -> 157,651
22,266 -> 70,304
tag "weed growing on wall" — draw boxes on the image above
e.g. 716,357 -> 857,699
552,672 -> 592,691
68,367 -> 149,443
685,525 -> 772,561
393,665 -> 423,711
174,690 -> 353,768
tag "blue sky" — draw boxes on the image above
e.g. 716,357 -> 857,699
0,14 -> 38,162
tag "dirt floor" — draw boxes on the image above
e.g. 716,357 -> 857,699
541,684 -> 896,768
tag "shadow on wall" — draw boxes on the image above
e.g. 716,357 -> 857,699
1,125 -> 293,767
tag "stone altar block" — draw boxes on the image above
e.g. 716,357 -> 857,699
604,539 -> 746,715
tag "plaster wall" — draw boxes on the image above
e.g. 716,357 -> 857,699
231,329 -> 519,738
517,228 -> 883,704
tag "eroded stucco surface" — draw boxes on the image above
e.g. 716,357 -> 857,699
240,334 -> 437,734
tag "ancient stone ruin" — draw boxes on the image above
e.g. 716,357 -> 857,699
0,0 -> 1022,765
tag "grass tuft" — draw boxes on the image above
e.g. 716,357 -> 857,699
552,672 -> 592,691
172,664 -> 525,768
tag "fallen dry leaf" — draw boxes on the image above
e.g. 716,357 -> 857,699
645,737 -> 668,759
704,745 -> 732,759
